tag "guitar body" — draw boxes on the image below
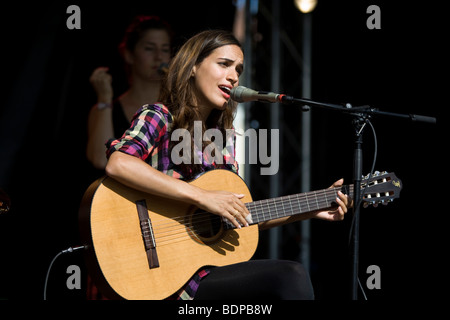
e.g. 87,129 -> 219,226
79,169 -> 258,300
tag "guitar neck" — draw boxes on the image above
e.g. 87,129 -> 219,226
244,185 -> 354,225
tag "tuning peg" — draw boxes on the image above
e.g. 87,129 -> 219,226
374,171 -> 380,176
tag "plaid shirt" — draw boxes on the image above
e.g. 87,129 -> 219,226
106,103 -> 238,179
106,103 -> 238,299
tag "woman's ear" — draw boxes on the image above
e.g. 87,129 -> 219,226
191,65 -> 197,77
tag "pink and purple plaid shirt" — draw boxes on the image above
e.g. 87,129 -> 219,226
106,103 -> 238,180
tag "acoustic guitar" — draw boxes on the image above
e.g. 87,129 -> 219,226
79,169 -> 401,300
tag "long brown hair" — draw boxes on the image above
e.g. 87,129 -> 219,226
159,30 -> 243,178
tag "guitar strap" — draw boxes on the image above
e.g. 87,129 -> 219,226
136,199 -> 160,269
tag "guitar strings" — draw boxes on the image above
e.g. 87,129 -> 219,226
151,186 -> 344,228
144,181 -> 388,247
151,187 -> 344,233
154,195 -> 336,246
154,181 -> 386,234
149,189 -> 345,246
151,192 -> 338,235
154,185 -> 390,246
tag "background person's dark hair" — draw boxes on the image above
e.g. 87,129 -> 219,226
118,15 -> 174,56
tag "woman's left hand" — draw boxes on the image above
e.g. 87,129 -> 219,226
313,179 -> 353,221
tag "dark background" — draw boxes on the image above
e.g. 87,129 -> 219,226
0,0 -> 443,302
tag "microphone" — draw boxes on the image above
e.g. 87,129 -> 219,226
158,63 -> 169,75
230,86 -> 286,103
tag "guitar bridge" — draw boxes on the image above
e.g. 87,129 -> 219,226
136,199 -> 159,269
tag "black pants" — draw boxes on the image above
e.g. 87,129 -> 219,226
194,259 -> 314,300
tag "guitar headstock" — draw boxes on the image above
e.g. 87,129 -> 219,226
361,171 -> 402,208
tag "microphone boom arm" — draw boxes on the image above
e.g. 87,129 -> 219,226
280,95 -> 436,124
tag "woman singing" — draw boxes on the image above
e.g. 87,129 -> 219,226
105,29 -> 351,300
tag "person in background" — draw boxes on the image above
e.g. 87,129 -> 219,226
84,15 -> 173,299
86,15 -> 173,170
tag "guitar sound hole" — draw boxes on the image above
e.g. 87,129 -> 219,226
189,210 -> 223,243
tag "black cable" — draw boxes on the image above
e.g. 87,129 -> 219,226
43,246 -> 86,300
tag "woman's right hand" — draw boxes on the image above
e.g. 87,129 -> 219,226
194,189 -> 252,229
89,67 -> 113,103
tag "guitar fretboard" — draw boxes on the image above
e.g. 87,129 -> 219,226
224,185 -> 353,229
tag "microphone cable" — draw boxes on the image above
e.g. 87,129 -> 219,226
43,245 -> 87,300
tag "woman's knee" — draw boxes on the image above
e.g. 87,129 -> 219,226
276,261 -> 314,300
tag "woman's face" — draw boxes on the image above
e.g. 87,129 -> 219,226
192,44 -> 244,115
127,29 -> 171,81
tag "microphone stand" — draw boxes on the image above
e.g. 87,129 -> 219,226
280,95 -> 436,300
